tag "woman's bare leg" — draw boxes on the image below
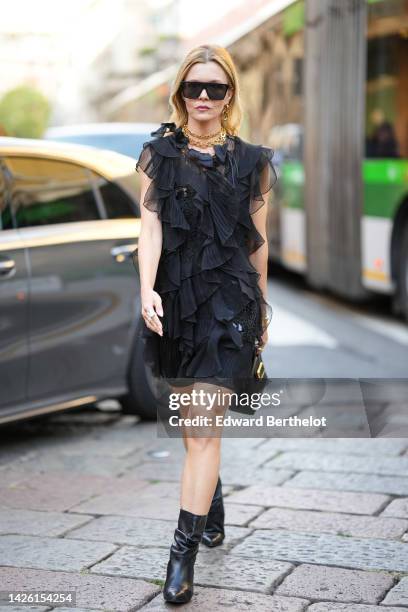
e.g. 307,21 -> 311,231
178,382 -> 230,514
163,381 -> 230,603
180,436 -> 221,514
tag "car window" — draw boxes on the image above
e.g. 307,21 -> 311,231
4,157 -> 101,228
93,172 -> 137,219
47,133 -> 149,158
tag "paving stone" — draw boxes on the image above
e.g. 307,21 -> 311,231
227,485 -> 389,514
65,514 -> 250,551
54,609 -> 101,612
230,529 -> 408,572
127,460 -> 295,485
260,438 -> 408,456
48,429 -> 146,458
194,550 -> 294,592
216,436 -> 267,453
220,442 -> 280,467
12,451 -> 141,477
0,566 -> 158,611
381,576 -> 408,607
224,502 -> 264,526
123,456 -> 235,495
267,451 -> 408,476
0,509 -> 93,537
0,608 -> 50,612
0,535 -> 117,572
140,587 -> 308,611
220,464 -> 294,486
381,498 -> 408,519
53,609 -> 101,612
3,418 -> 408,611
274,563 -> 394,603
90,545 -> 172,581
0,471 -> 148,512
0,609 -> 91,612
285,471 -> 408,496
249,507 -> 408,539
0,469 -> 29,486
92,544 -> 294,593
124,460 -> 182,482
137,438 -> 270,470
139,440 -> 193,464
66,515 -> 175,546
71,481 -> 181,520
308,604 -> 406,611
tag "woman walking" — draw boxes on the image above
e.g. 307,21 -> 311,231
135,44 -> 277,604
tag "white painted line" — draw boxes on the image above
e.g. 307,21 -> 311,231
349,313 -> 408,346
268,305 -> 338,348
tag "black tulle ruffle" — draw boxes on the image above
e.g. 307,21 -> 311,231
134,123 -> 277,381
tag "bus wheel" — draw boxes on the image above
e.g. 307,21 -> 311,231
397,225 -> 408,322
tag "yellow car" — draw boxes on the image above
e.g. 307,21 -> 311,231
0,136 -> 156,424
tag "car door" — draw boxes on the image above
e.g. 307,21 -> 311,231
0,160 -> 30,410
90,169 -> 140,380
4,155 -> 137,402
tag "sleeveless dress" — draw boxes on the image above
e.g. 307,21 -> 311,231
134,121 -> 277,391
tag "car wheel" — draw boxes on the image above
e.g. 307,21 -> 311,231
119,317 -> 160,420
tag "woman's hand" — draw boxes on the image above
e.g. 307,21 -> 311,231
141,287 -> 163,336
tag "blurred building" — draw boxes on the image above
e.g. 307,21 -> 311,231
104,0 -> 296,135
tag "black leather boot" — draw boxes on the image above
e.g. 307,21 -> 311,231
163,508 -> 207,604
201,476 -> 225,547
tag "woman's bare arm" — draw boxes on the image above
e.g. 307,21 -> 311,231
249,206 -> 268,296
249,164 -> 272,350
138,168 -> 164,336
249,160 -> 271,303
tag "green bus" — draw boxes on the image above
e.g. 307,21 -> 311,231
263,0 -> 408,319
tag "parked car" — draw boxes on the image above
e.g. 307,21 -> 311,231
44,122 -> 159,158
0,136 -> 157,425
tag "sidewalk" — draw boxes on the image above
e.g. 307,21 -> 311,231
1,412 -> 408,611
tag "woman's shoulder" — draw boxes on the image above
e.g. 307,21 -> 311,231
234,134 -> 273,156
233,135 -> 275,179
139,122 -> 181,159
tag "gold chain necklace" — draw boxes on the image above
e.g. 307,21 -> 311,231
182,123 -> 227,148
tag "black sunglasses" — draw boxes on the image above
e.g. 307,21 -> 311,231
180,80 -> 230,100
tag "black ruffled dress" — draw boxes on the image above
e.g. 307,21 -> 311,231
134,121 -> 277,391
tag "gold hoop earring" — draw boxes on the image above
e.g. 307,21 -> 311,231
222,103 -> 230,123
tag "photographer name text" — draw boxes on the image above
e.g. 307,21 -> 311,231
168,414 -> 327,428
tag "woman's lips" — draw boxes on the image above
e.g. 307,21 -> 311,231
196,106 -> 210,110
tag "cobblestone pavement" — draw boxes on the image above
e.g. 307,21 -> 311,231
1,407 -> 408,611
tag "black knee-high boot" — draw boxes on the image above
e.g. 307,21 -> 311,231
163,508 -> 208,603
201,476 -> 225,547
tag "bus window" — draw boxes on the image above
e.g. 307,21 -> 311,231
365,0 -> 408,159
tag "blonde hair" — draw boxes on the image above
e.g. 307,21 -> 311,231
168,45 -> 243,136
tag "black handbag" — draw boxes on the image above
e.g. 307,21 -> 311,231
247,347 -> 268,395
230,346 -> 268,414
